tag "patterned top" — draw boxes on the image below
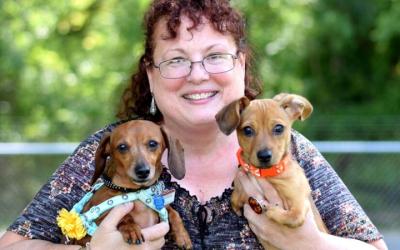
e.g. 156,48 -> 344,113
7,121 -> 383,249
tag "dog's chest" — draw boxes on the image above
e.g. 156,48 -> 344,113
129,200 -> 159,227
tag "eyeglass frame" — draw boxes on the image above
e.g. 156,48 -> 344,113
152,52 -> 239,79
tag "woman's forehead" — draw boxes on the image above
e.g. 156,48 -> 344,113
152,16 -> 236,55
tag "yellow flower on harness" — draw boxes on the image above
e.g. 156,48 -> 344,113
56,208 -> 87,240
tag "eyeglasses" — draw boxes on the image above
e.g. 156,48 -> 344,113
153,53 -> 238,79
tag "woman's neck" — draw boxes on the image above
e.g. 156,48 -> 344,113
162,120 -> 226,153
161,121 -> 240,203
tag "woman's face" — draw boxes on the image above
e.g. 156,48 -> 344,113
147,16 -> 246,130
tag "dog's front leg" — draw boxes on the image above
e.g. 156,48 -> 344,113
166,206 -> 192,249
117,214 -> 145,244
266,194 -> 309,228
231,178 -> 249,216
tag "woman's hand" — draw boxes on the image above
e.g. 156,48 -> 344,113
91,202 -> 169,250
243,203 -> 321,249
236,171 -> 322,250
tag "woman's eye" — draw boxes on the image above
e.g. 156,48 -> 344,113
165,58 -> 187,66
242,126 -> 255,137
148,140 -> 159,150
117,143 -> 129,153
208,54 -> 224,59
205,53 -> 228,64
273,124 -> 285,135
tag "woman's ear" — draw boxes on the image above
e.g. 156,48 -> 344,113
238,51 -> 246,71
237,52 -> 246,89
146,67 -> 154,92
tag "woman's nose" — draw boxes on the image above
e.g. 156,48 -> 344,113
187,61 -> 210,83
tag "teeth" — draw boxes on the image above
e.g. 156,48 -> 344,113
184,92 -> 216,100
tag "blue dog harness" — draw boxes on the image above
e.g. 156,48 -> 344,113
68,181 -> 175,236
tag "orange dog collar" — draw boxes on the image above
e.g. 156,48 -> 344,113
236,148 -> 288,177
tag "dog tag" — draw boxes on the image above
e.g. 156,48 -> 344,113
153,195 -> 165,210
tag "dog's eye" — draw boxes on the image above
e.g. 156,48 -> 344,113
243,126 -> 255,137
148,140 -> 159,150
273,124 -> 285,135
117,143 -> 129,153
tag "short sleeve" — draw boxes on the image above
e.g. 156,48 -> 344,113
7,123 -> 118,242
290,130 -> 383,243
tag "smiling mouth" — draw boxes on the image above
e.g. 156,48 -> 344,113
183,91 -> 218,101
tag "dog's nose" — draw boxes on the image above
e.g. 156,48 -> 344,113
257,149 -> 272,164
135,164 -> 150,179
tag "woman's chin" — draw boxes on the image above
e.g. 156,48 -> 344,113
184,113 -> 219,128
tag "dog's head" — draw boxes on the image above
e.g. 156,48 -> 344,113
215,93 -> 312,168
91,120 -> 185,188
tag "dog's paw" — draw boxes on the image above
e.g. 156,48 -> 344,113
174,230 -> 193,250
233,206 -> 243,216
231,201 -> 243,216
266,206 -> 305,228
118,223 -> 145,245
265,205 -> 284,223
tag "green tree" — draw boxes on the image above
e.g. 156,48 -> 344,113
1,0 -> 399,141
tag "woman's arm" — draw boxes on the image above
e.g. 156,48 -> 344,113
238,172 -> 388,250
0,203 -> 169,250
243,202 -> 387,250
314,233 -> 387,250
290,130 -> 384,242
0,232 -> 80,250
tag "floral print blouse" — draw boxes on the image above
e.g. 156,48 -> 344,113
7,121 -> 383,249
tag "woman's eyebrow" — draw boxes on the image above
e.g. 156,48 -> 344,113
162,44 -> 231,58
162,48 -> 187,58
204,44 -> 230,52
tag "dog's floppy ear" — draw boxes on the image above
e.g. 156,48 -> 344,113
92,132 -> 111,185
161,127 -> 185,180
273,93 -> 313,121
215,96 -> 250,135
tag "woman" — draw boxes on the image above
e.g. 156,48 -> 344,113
0,0 -> 388,249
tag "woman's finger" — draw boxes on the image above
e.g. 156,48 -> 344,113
255,179 -> 283,207
146,236 -> 166,249
243,204 -> 263,228
141,222 -> 170,241
99,202 -> 134,231
238,171 -> 283,208
243,204 -> 266,236
236,171 -> 264,200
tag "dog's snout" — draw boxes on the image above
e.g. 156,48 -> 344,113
134,164 -> 150,179
257,149 -> 272,164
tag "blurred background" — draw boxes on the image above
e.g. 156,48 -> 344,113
0,0 -> 399,247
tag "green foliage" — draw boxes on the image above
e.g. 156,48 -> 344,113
1,0 -> 399,141
0,0 -> 149,141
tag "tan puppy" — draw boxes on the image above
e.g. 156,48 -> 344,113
72,120 -> 192,248
215,93 -> 327,249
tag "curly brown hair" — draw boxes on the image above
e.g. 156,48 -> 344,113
117,0 -> 261,122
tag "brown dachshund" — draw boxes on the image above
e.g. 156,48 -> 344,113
216,93 -> 328,250
71,120 -> 192,248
